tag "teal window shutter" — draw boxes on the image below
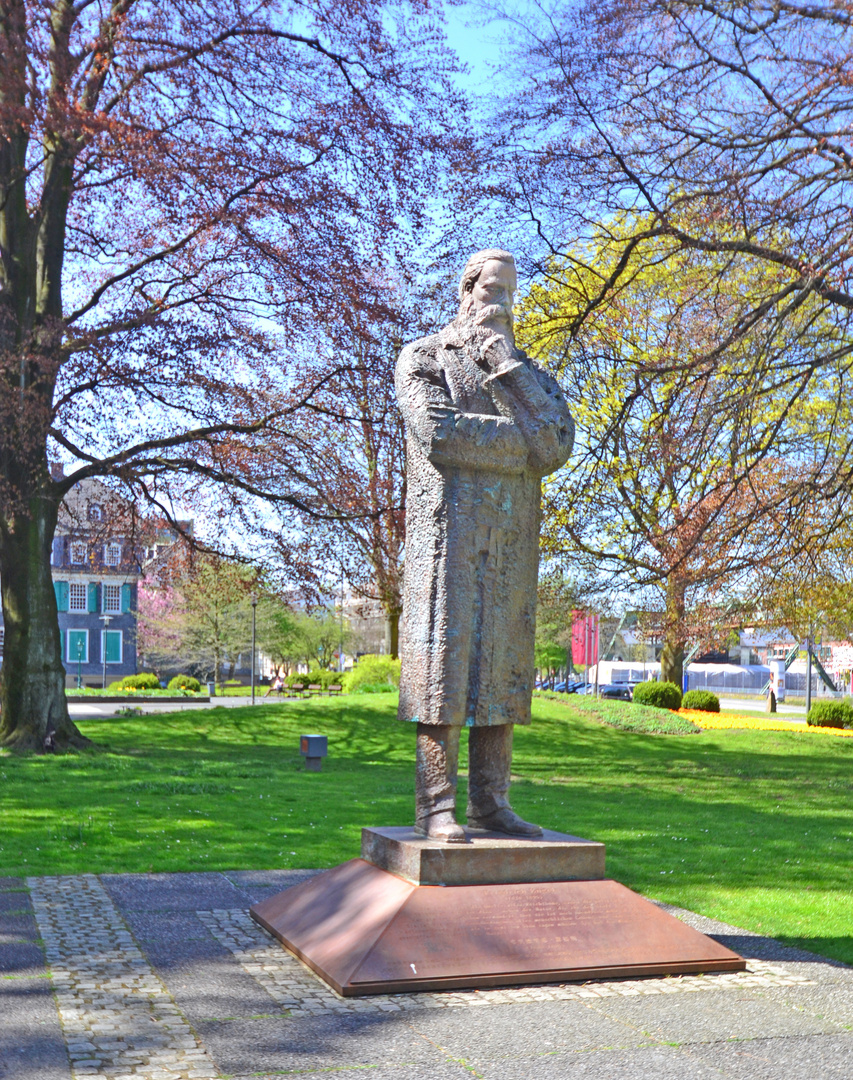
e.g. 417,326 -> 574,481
104,630 -> 122,664
121,584 -> 132,613
88,583 -> 98,613
55,581 -> 69,612
68,629 -> 88,663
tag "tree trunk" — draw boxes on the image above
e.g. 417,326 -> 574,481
659,577 -> 686,688
0,491 -> 88,751
384,608 -> 400,659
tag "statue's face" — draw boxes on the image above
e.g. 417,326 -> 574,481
469,259 -> 517,330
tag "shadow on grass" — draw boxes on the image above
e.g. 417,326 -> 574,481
710,933 -> 853,968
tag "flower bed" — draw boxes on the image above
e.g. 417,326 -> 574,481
678,708 -> 853,737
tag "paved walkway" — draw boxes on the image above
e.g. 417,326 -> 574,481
717,698 -> 807,718
2,869 -> 851,1080
66,697 -> 271,721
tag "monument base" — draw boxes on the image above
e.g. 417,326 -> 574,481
249,829 -> 745,997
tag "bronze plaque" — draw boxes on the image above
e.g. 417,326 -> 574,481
250,860 -> 745,997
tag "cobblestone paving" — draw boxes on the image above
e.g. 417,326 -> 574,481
24,873 -> 826,1080
28,875 -> 219,1080
198,907 -> 815,1018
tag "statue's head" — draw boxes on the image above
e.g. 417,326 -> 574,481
458,249 -> 517,334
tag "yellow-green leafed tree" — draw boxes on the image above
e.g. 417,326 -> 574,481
517,220 -> 853,686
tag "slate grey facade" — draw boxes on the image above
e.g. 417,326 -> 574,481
52,536 -> 139,687
0,477 -> 141,687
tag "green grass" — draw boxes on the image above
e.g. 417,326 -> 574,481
2,691 -> 851,965
535,691 -> 701,734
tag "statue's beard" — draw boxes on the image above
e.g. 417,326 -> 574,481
457,297 -> 515,349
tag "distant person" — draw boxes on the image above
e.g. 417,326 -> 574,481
265,673 -> 283,696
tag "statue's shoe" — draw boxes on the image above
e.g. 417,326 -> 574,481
413,812 -> 468,844
466,807 -> 543,837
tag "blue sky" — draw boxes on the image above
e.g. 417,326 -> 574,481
443,2 -> 506,92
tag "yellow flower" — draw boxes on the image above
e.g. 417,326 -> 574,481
677,708 -> 853,737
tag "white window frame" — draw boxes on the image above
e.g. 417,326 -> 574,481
88,503 -> 103,521
69,541 -> 87,565
104,542 -> 122,567
101,629 -> 123,665
102,583 -> 122,614
68,582 -> 88,613
67,629 -> 89,664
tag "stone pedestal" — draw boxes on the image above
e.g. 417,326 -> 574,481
249,828 -> 745,996
361,826 -> 606,885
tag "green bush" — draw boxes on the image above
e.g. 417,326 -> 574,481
109,673 -> 161,691
343,655 -> 401,693
631,680 -> 683,711
284,670 -> 342,689
681,689 -> 720,713
807,700 -> 853,729
352,682 -> 399,694
167,675 -> 201,693
316,670 -> 345,689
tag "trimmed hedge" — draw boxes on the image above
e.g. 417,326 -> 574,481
343,655 -> 401,693
631,680 -> 683,711
167,675 -> 201,692
681,689 -> 720,713
807,700 -> 853,729
108,672 -> 161,691
284,670 -> 343,690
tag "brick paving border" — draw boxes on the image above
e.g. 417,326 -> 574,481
28,875 -> 219,1080
199,906 -> 814,1017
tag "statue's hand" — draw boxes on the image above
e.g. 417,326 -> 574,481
480,333 -> 521,380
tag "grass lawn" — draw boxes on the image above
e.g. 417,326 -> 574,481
2,693 -> 851,965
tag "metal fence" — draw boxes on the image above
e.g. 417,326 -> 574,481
602,662 -> 844,698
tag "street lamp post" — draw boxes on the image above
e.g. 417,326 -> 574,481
339,564 -> 345,674
250,594 -> 258,705
805,628 -> 813,714
100,615 -> 112,689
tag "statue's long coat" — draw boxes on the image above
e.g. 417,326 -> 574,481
396,319 -> 573,728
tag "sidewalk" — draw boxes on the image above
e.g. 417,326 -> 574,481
3,869 -> 852,1079
67,696 -> 281,721
717,697 -> 807,718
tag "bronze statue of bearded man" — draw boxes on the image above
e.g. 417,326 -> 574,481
395,249 -> 574,842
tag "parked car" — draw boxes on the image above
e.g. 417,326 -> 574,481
553,679 -> 583,693
599,683 -> 633,701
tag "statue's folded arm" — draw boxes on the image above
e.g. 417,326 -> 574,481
397,350 -> 528,474
489,361 -> 574,476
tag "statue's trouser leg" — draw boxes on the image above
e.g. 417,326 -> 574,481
415,724 -> 465,841
467,724 -> 543,836
466,724 -> 512,818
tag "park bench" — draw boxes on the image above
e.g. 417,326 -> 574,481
307,683 -> 323,696
328,684 -> 342,696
